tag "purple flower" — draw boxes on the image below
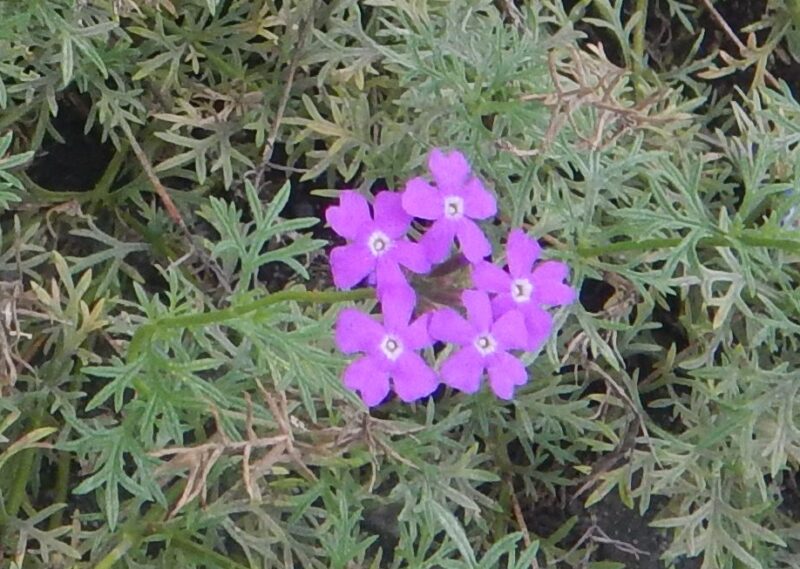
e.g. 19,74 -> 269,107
402,149 -> 497,264
335,296 -> 438,407
472,229 -> 575,351
429,290 -> 529,400
327,191 -> 430,303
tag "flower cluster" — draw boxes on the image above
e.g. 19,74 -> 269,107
327,149 -> 575,406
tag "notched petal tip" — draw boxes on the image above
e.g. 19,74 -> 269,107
326,191 -> 372,240
471,261 -> 511,294
440,347 -> 484,394
487,352 -> 527,400
393,353 -> 439,402
506,229 -> 542,276
461,177 -> 497,220
429,307 -> 473,345
420,220 -> 456,264
330,244 -> 374,289
344,356 -> 392,407
373,191 -> 412,238
491,309 -> 528,351
461,289 -> 493,331
532,261 -> 576,306
428,148 -> 471,193
455,220 -> 492,263
335,308 -> 383,354
402,177 -> 443,220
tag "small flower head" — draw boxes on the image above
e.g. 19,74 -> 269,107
327,191 -> 431,303
429,290 -> 528,400
335,295 -> 437,407
402,149 -> 497,264
472,229 -> 574,350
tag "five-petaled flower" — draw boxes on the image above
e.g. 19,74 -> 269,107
402,149 -> 497,264
430,290 -> 529,400
472,229 -> 575,350
327,191 -> 430,305
335,295 -> 437,407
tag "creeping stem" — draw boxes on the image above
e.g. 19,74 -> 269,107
576,230 -> 800,258
128,288 -> 374,359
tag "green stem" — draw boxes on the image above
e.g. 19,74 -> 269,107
170,535 -> 251,569
787,0 -> 800,27
93,531 -> 139,569
48,451 -> 71,530
128,288 -> 374,359
632,0 -> 647,71
576,230 -> 800,258
3,412 -> 44,522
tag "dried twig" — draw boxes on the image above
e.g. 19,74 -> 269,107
699,0 -> 779,88
504,46 -> 691,157
252,1 -> 319,191
499,0 -> 525,33
553,519 -> 649,564
254,382 -> 317,482
507,477 -> 541,569
118,119 -> 232,293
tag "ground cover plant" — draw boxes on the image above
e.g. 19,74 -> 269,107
3,0 -> 800,568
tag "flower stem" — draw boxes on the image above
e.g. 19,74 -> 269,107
632,0 -> 647,70
128,288 -> 374,358
576,230 -> 800,258
93,532 -> 139,569
3,410 -> 44,523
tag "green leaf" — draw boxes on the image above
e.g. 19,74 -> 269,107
427,500 -> 477,568
60,35 -> 73,86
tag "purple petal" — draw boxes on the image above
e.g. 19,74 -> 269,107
459,177 -> 496,220
440,347 -> 484,394
343,356 -> 391,407
335,309 -> 384,354
420,219 -> 456,264
462,290 -> 493,332
428,149 -> 471,194
491,294 -> 517,318
487,351 -> 528,400
455,220 -> 491,263
380,283 -> 414,331
524,306 -> 553,351
532,261 -> 575,306
373,191 -> 412,238
375,261 -> 415,308
392,352 -> 439,402
402,177 -> 443,220
403,312 -> 433,350
491,309 -> 527,351
429,308 -> 475,345
375,258 -> 408,293
330,243 -> 374,289
471,261 -> 511,294
393,240 -> 431,274
506,229 -> 541,277
326,191 -> 372,240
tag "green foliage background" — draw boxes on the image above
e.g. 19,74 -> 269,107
2,0 -> 800,568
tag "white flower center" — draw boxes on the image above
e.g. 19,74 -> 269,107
473,333 -> 497,356
367,230 -> 392,257
443,196 -> 464,219
380,334 -> 403,361
511,278 -> 534,303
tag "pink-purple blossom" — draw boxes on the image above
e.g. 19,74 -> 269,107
326,149 -> 575,406
472,229 -> 575,351
327,191 -> 430,304
335,295 -> 437,407
429,290 -> 529,400
402,149 -> 496,264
